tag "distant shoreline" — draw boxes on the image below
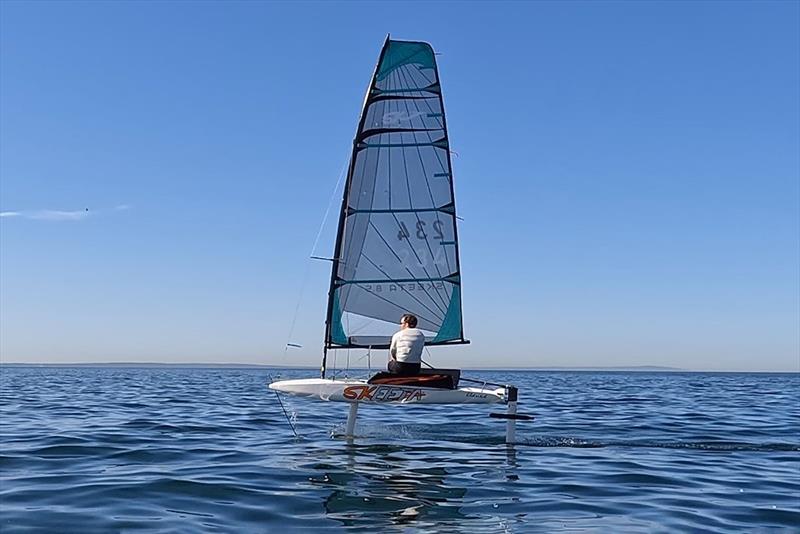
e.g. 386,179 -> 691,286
1,362 -> 797,373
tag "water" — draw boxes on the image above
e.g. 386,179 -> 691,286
1,367 -> 798,532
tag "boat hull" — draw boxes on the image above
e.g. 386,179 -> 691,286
269,378 -> 505,405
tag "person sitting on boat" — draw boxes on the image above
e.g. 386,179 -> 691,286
388,314 -> 424,375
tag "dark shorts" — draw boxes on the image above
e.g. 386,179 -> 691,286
388,360 -> 421,376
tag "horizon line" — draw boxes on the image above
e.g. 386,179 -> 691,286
1,362 -> 798,373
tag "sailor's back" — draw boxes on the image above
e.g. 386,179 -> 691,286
390,328 -> 424,364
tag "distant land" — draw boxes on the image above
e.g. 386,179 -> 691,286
2,363 -> 798,373
1,362 -> 682,371
0,362 -> 283,369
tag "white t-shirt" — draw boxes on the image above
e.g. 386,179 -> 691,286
389,328 -> 425,364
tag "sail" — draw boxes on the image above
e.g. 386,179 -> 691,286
324,38 -> 466,349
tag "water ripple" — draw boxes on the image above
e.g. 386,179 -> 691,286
1,367 -> 798,532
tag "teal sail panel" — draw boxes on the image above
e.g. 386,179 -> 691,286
432,286 -> 462,343
325,38 -> 466,349
329,290 -> 349,345
376,41 -> 436,82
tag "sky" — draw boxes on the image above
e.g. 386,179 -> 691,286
1,1 -> 798,371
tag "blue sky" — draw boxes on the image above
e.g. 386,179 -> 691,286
1,1 -> 798,371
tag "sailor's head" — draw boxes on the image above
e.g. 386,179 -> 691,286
400,314 -> 418,329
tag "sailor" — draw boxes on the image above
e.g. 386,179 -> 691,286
388,314 -> 424,375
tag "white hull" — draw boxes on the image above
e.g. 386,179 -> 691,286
269,377 -> 505,405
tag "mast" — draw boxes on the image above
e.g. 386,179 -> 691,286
321,35 -> 391,379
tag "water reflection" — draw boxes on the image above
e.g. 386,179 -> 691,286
310,440 -> 521,531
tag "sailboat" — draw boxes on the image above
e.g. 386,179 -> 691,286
269,37 -> 528,441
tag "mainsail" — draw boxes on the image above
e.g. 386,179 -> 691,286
324,37 -> 466,359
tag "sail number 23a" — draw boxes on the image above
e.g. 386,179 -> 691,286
397,221 -> 444,241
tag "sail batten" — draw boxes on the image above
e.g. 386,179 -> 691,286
324,39 -> 465,351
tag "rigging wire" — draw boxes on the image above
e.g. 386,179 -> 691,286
274,390 -> 298,438
425,347 -> 502,389
281,155 -> 350,362
269,374 -> 299,438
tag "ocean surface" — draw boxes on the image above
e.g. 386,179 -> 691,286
0,367 -> 798,532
